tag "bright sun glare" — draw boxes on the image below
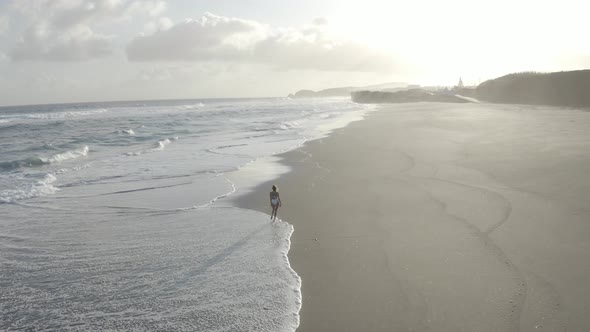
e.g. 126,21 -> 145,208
326,0 -> 590,85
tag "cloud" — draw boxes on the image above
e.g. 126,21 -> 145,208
12,0 -> 167,27
253,26 -> 396,72
126,13 -> 396,72
136,66 -> 174,81
127,13 -> 266,61
9,0 -> 168,61
142,17 -> 174,35
0,15 -> 9,34
49,0 -> 125,30
312,17 -> 328,26
127,0 -> 167,17
11,23 -> 112,61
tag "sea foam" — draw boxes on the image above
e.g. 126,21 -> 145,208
0,207 -> 301,331
0,173 -> 58,203
21,108 -> 108,119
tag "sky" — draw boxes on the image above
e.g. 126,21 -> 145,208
0,0 -> 589,106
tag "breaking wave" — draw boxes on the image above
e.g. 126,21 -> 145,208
44,146 -> 89,163
279,119 -> 307,130
0,173 -> 59,203
117,129 -> 135,135
178,103 -> 205,110
19,109 -> 108,120
125,137 -> 178,156
0,146 -> 89,171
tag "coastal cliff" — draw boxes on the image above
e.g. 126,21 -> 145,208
475,70 -> 590,108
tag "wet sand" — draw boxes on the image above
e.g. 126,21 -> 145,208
233,103 -> 590,331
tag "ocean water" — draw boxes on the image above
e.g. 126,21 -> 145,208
0,98 -> 371,331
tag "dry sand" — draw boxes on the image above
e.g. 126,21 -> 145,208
233,103 -> 590,331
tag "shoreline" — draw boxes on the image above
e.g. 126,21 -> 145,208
232,102 -> 590,331
232,107 -> 419,331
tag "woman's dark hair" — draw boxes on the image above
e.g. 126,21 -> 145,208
272,185 -> 277,192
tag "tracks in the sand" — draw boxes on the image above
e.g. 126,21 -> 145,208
294,146 -> 332,189
395,148 -> 528,331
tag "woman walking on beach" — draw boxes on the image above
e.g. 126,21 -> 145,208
269,185 -> 281,221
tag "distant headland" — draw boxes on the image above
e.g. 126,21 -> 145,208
351,89 -> 472,104
289,69 -> 590,108
287,82 -> 411,98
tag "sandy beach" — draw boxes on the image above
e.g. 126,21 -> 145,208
234,102 -> 590,332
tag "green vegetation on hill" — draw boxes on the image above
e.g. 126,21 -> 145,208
476,70 -> 590,107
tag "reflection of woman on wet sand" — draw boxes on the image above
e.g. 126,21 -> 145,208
269,185 -> 282,221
